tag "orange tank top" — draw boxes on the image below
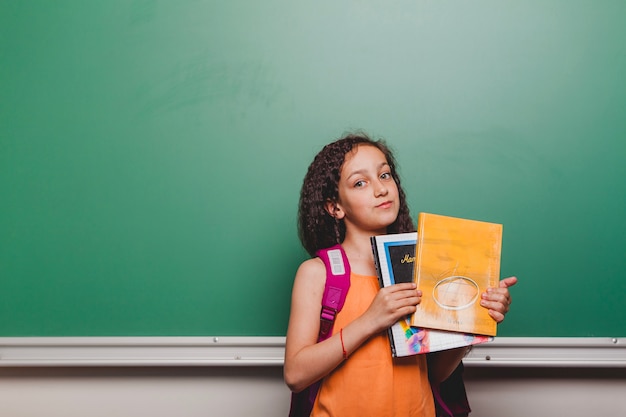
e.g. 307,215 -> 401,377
312,272 -> 435,417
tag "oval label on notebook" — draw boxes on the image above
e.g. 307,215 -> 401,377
433,276 -> 479,310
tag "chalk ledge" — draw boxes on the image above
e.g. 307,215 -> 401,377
0,337 -> 624,367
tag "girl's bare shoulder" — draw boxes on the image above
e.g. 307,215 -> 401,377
296,257 -> 325,279
293,257 -> 326,292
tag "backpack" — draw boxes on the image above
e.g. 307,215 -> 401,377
287,244 -> 470,417
432,361 -> 471,417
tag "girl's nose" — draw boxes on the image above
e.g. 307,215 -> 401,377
375,181 -> 388,197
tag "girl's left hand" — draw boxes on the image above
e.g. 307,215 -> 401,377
480,276 -> 518,323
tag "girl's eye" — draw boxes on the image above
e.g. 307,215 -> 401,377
380,172 -> 392,180
354,180 -> 366,188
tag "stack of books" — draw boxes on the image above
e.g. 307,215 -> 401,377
371,213 -> 502,357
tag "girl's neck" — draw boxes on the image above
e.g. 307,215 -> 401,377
341,231 -> 380,276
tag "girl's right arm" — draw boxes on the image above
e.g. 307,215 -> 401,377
284,258 -> 421,393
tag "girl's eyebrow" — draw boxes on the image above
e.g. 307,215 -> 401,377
344,162 -> 390,180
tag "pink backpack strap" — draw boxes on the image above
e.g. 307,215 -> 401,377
316,244 -> 351,341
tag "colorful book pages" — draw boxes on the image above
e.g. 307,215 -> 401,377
411,213 -> 502,336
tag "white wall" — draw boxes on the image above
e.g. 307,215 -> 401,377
0,366 -> 290,417
464,367 -> 626,417
1,366 -> 625,417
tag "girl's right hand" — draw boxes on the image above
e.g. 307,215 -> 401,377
361,283 -> 421,334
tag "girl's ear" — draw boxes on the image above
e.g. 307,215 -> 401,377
324,199 -> 345,220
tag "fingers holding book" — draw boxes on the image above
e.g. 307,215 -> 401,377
480,276 -> 518,323
364,283 -> 422,332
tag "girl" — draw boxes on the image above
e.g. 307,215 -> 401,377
284,133 -> 516,417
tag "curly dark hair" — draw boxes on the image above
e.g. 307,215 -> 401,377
298,132 -> 415,256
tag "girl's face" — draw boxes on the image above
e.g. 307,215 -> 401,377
329,144 -> 400,236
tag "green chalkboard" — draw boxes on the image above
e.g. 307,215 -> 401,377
1,1 -> 625,338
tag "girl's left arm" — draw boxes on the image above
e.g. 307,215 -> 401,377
428,276 -> 518,382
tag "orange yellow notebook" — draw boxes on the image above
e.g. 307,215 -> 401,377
410,213 -> 502,336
